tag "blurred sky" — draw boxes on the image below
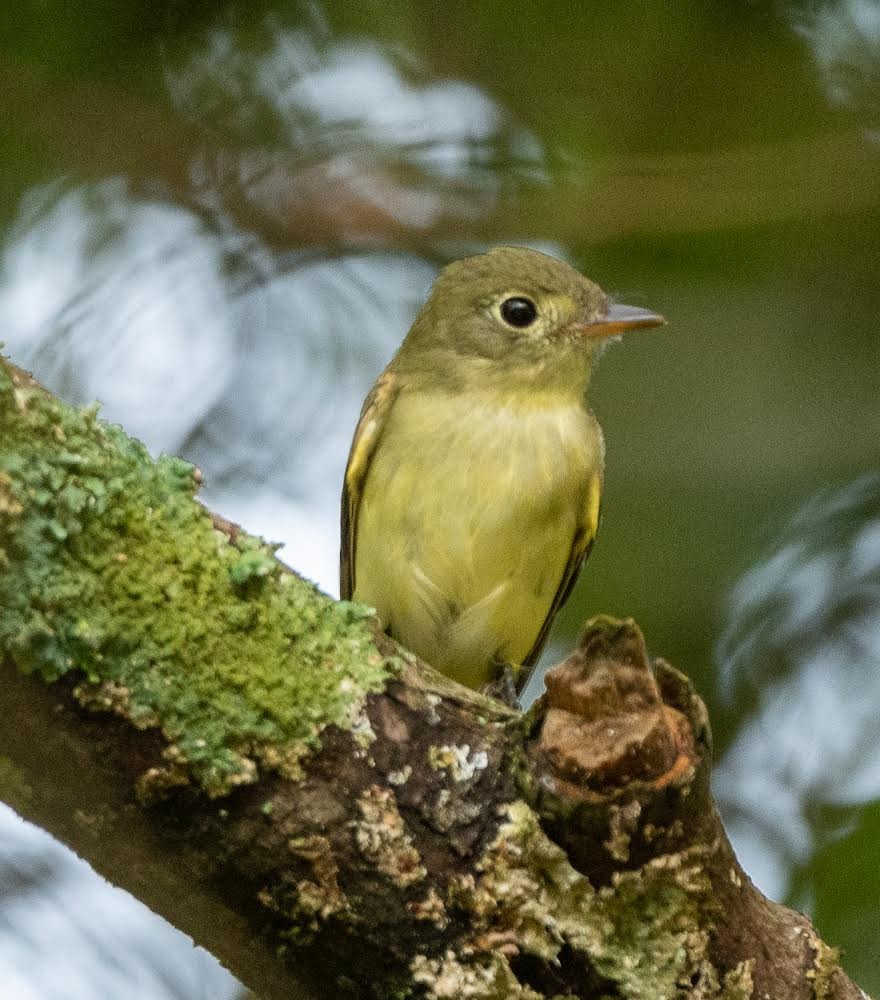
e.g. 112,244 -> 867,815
0,0 -> 879,995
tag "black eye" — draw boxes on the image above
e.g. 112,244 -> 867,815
500,296 -> 538,328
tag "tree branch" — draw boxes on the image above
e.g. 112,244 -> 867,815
0,355 -> 869,999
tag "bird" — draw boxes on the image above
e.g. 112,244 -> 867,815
340,246 -> 664,700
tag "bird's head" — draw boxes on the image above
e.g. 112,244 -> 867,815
397,246 -> 664,391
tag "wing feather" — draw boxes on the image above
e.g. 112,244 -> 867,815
340,370 -> 398,600
519,470 -> 602,686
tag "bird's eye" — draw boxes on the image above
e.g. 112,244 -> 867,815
500,296 -> 538,328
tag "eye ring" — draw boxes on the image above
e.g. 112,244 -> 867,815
500,296 -> 538,328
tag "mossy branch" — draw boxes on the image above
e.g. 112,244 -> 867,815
0,355 -> 869,1000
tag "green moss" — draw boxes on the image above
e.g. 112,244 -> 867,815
0,359 -> 395,795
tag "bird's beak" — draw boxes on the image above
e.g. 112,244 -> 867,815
577,302 -> 666,340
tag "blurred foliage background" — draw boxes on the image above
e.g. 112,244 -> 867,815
0,0 -> 878,996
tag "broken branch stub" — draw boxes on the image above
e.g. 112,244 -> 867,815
527,615 -> 865,999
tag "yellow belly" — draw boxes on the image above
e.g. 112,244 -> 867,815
353,389 -> 603,688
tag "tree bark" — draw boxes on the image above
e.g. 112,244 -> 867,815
0,355 -> 870,1000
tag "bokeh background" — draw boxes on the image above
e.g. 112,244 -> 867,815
1,0 -> 879,996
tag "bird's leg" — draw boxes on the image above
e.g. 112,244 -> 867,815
480,662 -> 520,709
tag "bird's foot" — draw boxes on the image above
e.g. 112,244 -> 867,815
480,664 -> 520,709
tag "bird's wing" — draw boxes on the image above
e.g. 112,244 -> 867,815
520,471 -> 603,682
340,369 -> 399,600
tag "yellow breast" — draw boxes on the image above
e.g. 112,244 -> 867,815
353,388 -> 603,688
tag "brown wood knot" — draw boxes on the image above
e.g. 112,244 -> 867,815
536,615 -> 697,800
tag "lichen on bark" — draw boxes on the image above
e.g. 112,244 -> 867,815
0,358 -> 396,795
412,799 -> 752,1000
